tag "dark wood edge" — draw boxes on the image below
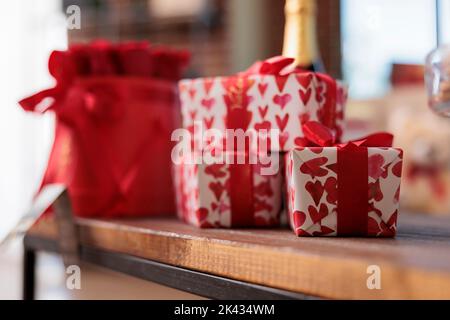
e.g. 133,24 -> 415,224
23,234 -> 318,300
24,235 -> 60,253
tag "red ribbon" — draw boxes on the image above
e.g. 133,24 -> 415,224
221,74 -> 255,226
221,58 -> 287,226
224,56 -> 339,226
229,153 -> 255,226
298,121 -> 393,236
225,56 -> 300,225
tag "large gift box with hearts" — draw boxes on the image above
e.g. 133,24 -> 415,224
178,56 -> 346,152
285,122 -> 403,237
173,152 -> 283,228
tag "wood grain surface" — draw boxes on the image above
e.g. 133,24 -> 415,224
28,213 -> 450,299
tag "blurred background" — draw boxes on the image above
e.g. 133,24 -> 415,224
1,0 -> 450,299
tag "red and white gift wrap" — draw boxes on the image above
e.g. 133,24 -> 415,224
178,57 -> 346,152
285,121 -> 403,237
173,153 -> 283,228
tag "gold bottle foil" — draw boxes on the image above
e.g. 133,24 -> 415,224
282,0 -> 319,68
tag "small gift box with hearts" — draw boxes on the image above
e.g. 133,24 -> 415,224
285,121 -> 403,237
173,152 -> 283,228
178,56 -> 346,152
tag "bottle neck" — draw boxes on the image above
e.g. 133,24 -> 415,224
282,0 -> 320,70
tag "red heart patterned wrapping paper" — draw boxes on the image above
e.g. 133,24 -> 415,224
285,147 -> 403,237
173,152 -> 283,228
178,72 -> 347,152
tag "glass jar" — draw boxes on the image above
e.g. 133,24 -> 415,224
425,45 -> 450,117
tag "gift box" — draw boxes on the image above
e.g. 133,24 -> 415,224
20,41 -> 190,218
173,152 -> 283,228
285,121 -> 403,237
178,56 -> 346,152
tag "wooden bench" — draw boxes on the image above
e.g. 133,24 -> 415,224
24,207 -> 450,299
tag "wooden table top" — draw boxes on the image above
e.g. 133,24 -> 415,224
28,212 -> 450,299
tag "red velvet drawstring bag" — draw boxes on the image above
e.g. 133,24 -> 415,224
19,41 -> 190,218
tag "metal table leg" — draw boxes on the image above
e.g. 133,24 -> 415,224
23,242 -> 36,300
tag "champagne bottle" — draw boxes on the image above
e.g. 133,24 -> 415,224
282,0 -> 324,72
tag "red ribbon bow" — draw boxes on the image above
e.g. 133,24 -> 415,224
298,121 -> 394,236
242,56 -> 339,132
240,56 -> 296,76
20,51 -> 75,114
298,120 -> 393,149
19,50 -> 124,127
